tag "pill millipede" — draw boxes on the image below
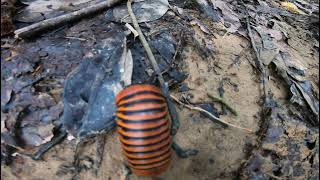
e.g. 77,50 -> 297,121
115,84 -> 172,176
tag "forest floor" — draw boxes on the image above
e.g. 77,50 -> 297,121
1,0 -> 319,179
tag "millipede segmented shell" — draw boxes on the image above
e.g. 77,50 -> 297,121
115,84 -> 172,176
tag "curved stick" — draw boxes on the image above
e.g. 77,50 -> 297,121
15,0 -> 123,38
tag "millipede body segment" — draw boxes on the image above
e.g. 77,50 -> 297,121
115,84 -> 172,176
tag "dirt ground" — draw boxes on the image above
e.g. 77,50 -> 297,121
1,28 -> 261,180
1,1 -> 319,180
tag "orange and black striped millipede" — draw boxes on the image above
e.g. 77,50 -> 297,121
115,84 -> 172,176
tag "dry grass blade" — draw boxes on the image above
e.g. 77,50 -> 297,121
170,95 -> 254,133
207,93 -> 238,116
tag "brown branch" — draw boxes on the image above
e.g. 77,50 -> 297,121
127,0 -> 165,86
14,0 -> 123,39
127,0 -> 180,135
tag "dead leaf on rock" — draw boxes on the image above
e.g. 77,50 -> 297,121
106,0 -> 169,23
271,52 -> 318,122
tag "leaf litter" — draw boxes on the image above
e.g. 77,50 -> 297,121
1,0 -> 319,179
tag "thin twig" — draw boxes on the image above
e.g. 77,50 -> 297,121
170,95 -> 254,133
127,0 -> 165,86
125,23 -> 139,39
127,0 -> 180,135
64,36 -> 87,41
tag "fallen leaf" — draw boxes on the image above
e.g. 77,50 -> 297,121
107,0 -> 169,23
211,0 -> 241,33
20,123 -> 55,147
293,81 -> 319,118
271,53 -> 318,121
251,26 -> 280,66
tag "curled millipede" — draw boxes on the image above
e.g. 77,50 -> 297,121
115,84 -> 172,176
